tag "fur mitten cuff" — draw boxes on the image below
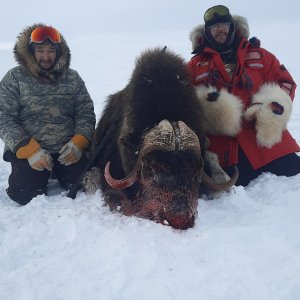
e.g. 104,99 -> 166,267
244,83 -> 293,148
195,85 -> 244,136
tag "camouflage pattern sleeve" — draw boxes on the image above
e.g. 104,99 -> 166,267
0,70 -> 30,152
72,72 -> 96,143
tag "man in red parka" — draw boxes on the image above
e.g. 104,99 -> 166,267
187,5 -> 300,186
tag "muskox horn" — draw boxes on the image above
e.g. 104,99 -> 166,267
105,120 -> 176,189
202,165 -> 239,191
139,119 -> 176,157
104,161 -> 141,190
176,121 -> 201,156
141,120 -> 201,157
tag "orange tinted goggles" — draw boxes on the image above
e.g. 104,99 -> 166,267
30,26 -> 61,44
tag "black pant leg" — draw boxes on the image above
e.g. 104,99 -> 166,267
224,147 -> 300,187
260,153 -> 300,177
52,154 -> 89,190
223,147 -> 262,187
4,150 -> 50,205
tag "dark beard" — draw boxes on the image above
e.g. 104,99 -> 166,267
38,60 -> 54,70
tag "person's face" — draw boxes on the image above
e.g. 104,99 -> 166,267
209,22 -> 231,44
34,43 -> 57,70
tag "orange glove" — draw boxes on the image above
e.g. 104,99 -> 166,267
58,135 -> 89,166
16,138 -> 40,159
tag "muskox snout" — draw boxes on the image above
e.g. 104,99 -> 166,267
164,193 -> 198,229
165,214 -> 196,230
171,194 -> 193,214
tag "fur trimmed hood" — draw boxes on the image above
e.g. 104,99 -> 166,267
189,15 -> 250,52
14,24 -> 71,83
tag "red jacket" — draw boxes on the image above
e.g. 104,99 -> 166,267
187,32 -> 299,169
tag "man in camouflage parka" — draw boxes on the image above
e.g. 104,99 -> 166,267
0,24 -> 96,205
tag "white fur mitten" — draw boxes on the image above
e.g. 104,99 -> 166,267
195,85 -> 244,136
244,83 -> 293,148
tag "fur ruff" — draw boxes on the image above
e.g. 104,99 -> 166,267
13,23 -> 71,83
82,167 -> 102,194
195,85 -> 244,136
203,150 -> 231,199
189,15 -> 250,51
244,83 -> 293,148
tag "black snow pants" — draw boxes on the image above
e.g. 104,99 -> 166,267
224,146 -> 300,187
4,150 -> 88,205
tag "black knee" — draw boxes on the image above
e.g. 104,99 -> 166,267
6,185 -> 47,205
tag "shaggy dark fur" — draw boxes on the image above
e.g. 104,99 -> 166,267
90,47 -> 205,187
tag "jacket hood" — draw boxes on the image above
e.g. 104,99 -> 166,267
189,15 -> 249,52
13,23 -> 71,82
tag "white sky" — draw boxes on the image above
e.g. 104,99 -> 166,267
1,1 -> 300,114
1,1 -> 300,41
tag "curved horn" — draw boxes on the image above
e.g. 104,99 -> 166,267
140,119 -> 176,157
176,121 -> 201,157
105,120 -> 176,190
202,166 -> 239,191
104,161 -> 141,190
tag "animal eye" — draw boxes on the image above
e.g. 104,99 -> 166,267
143,75 -> 152,84
176,74 -> 188,86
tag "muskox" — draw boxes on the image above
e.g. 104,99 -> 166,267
83,47 -> 238,229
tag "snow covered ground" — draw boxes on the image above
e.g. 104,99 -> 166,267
1,2 -> 300,299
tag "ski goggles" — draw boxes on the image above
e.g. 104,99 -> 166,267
204,5 -> 231,25
30,26 -> 61,44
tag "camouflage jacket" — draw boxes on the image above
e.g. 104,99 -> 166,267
0,24 -> 95,154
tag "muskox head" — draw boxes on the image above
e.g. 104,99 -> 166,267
82,47 -> 239,230
104,120 -> 237,229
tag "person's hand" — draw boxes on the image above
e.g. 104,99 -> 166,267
58,141 -> 82,166
243,102 -> 263,121
244,84 -> 292,148
244,101 -> 284,121
28,149 -> 53,171
244,101 -> 288,148
195,85 -> 243,136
